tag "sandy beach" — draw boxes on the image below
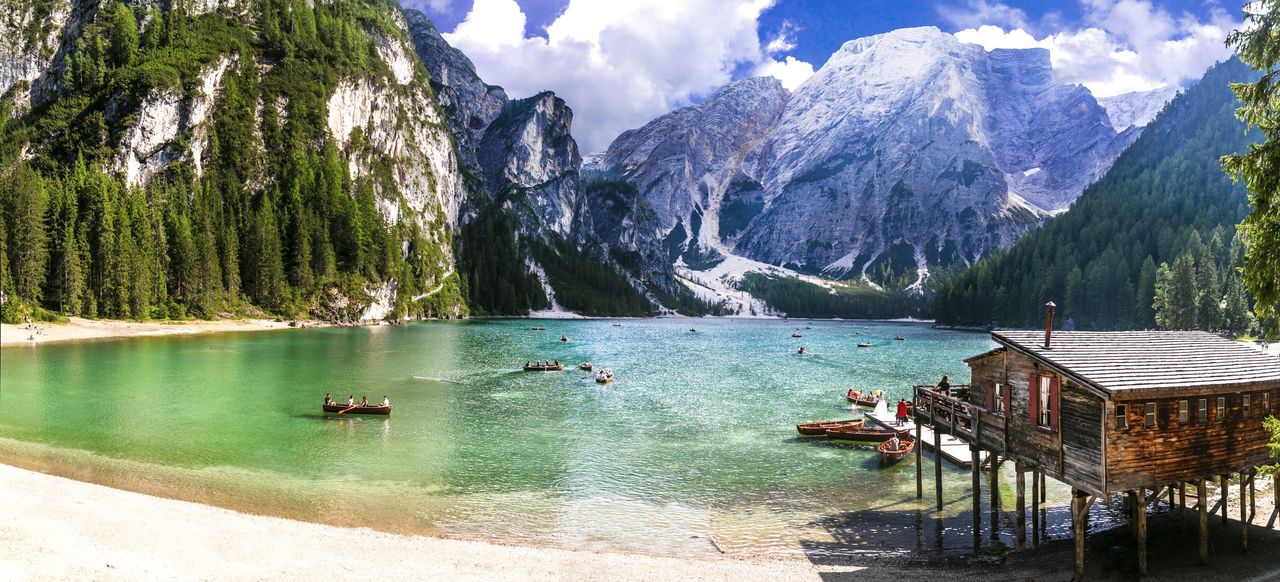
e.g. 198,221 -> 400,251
0,316 -> 328,347
3,462 -> 1279,581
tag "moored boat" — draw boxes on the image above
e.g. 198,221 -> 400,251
524,363 -> 565,371
796,418 -> 863,436
322,403 -> 392,416
877,437 -> 915,464
826,425 -> 906,442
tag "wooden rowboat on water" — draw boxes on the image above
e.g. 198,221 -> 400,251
322,403 -> 392,416
846,391 -> 880,407
826,425 -> 907,442
579,362 -> 593,371
524,363 -> 565,371
857,342 -> 873,348
796,419 -> 863,436
877,437 -> 915,464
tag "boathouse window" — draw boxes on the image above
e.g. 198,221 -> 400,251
1037,376 -> 1052,428
1144,403 -> 1156,428
1197,399 -> 1208,422
1178,400 -> 1188,424
993,383 -> 1004,413
1216,397 -> 1226,420
1243,394 -> 1251,417
1115,404 -> 1127,429
1265,392 -> 1271,412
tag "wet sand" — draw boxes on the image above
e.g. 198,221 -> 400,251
4,462 -> 1280,581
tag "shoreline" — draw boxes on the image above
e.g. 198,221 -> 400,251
3,461 -> 1278,581
0,315 -> 942,348
0,316 -> 334,348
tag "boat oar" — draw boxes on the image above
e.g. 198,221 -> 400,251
338,405 -> 358,414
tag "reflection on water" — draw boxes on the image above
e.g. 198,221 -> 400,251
0,319 -> 1120,557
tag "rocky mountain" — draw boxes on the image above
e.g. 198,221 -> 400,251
406,11 -> 686,313
1097,86 -> 1180,131
0,0 -> 490,322
600,26 -> 1143,292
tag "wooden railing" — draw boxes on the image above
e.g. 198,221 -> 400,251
913,384 -> 1008,453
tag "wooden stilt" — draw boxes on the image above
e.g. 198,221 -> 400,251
1220,474 -> 1229,524
1138,489 -> 1148,577
1241,471 -> 1248,552
934,425 -> 943,512
1248,467 -> 1255,523
1031,469 -> 1040,548
971,445 -> 981,552
1015,463 -> 1026,549
1128,490 -> 1139,541
989,454 -> 1000,540
1168,484 -> 1175,511
1072,488 -> 1094,581
1198,479 -> 1209,565
1038,472 -> 1047,542
915,421 -> 923,499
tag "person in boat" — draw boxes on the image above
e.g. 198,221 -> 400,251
525,361 -> 531,368
382,395 -> 390,407
347,395 -> 355,406
896,399 -> 909,426
324,393 -> 333,406
360,395 -> 369,407
798,347 -> 806,354
554,359 -> 559,366
887,434 -> 901,450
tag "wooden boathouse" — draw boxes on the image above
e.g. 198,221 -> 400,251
912,324 -> 1280,578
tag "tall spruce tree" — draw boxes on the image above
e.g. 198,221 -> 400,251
1223,3 -> 1280,333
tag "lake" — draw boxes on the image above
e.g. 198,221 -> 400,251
2,318 -> 1096,559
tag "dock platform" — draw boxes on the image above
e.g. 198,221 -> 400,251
863,408 -> 988,469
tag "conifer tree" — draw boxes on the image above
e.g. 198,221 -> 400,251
2,166 -> 49,302
107,2 -> 139,68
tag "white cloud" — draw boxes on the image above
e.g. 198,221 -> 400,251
755,56 -> 815,91
937,0 -> 1029,30
442,0 -> 812,152
950,0 -> 1239,97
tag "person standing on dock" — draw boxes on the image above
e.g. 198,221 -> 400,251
895,399 -> 908,426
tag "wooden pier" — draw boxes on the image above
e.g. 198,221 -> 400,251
862,407 -> 987,469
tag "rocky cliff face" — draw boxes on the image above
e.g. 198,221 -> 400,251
600,26 -> 1142,290
406,9 -> 682,308
1097,86 -> 1179,131
4,1 -> 467,320
602,77 -> 789,267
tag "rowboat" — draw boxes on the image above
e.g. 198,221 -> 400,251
791,333 -> 803,338
857,342 -> 872,348
894,336 -> 905,341
877,437 -> 916,464
846,392 -> 880,407
826,425 -> 906,442
524,363 -> 564,371
579,362 -> 593,371
595,376 -> 612,384
323,403 -> 392,416
796,419 -> 863,436
530,326 -> 547,331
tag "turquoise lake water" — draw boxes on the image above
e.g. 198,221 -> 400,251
1,318 -> 1101,558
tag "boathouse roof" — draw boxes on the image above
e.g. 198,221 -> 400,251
990,330 -> 1280,395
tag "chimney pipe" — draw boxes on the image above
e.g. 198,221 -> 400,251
1044,301 -> 1056,349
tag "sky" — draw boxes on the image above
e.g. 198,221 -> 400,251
396,0 -> 1244,152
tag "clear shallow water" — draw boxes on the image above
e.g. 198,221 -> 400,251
1,318 -> 1093,558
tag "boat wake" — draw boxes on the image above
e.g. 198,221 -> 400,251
412,376 -> 465,385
